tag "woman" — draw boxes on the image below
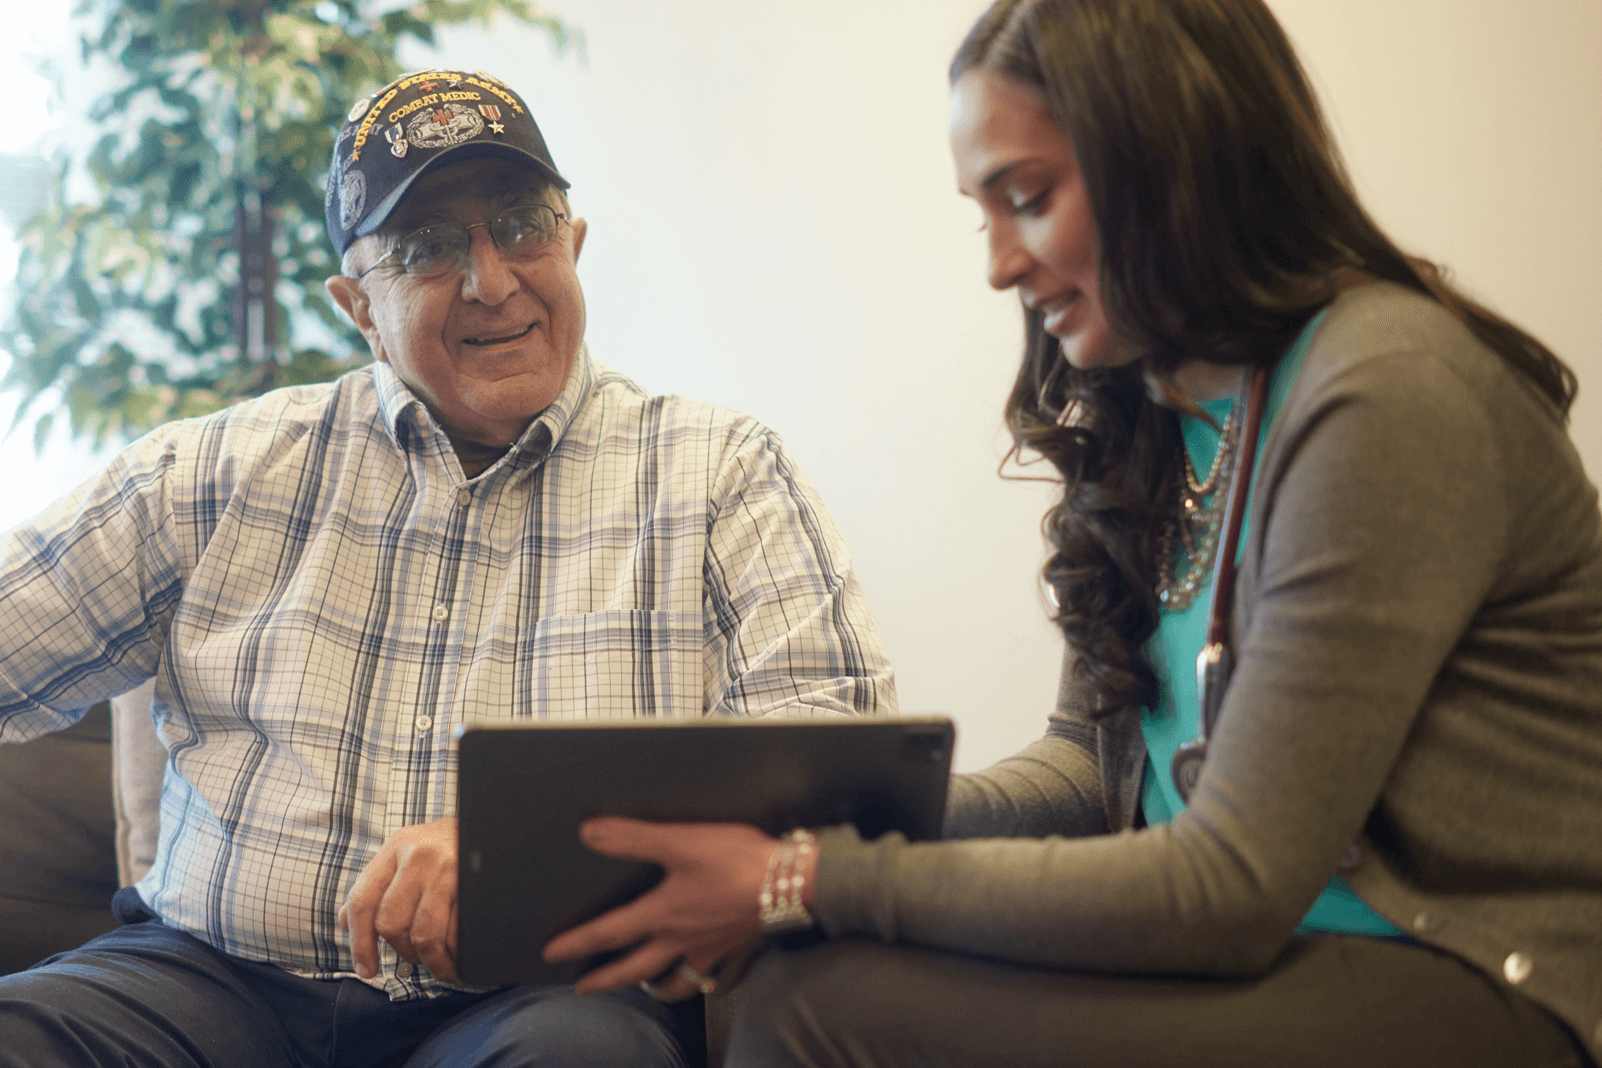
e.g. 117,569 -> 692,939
543,1 -> 1602,1064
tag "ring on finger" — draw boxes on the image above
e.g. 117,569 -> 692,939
638,977 -> 674,1002
640,956 -> 684,1002
676,961 -> 718,996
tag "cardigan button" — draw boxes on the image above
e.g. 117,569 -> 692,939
1502,952 -> 1533,985
1410,912 -> 1437,933
1339,844 -> 1362,870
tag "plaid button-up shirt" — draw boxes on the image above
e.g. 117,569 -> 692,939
0,353 -> 894,997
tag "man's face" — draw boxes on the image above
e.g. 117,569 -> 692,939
327,158 -> 588,446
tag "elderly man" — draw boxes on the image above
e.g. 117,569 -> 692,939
0,69 -> 893,1067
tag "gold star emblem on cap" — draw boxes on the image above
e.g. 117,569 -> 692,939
489,121 -> 505,134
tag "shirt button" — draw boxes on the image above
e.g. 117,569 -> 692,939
457,489 -> 472,506
415,714 -> 434,733
1503,952 -> 1533,985
1339,844 -> 1362,870
396,960 -> 414,979
430,604 -> 449,622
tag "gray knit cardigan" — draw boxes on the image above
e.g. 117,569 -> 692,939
813,283 -> 1602,1061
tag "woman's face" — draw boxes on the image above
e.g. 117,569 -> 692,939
949,68 -> 1138,372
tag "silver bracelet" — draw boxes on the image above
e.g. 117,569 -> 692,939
758,828 -> 817,934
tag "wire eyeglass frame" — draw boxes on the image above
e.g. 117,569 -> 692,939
356,204 -> 568,281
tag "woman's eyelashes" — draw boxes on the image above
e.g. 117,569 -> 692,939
971,187 -> 1048,232
1007,189 -> 1049,216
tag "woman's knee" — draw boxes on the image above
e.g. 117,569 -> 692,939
727,939 -> 912,1068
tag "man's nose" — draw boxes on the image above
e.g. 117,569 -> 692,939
459,225 -> 518,304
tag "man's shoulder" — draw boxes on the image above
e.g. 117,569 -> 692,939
584,360 -> 773,447
214,366 -> 378,426
165,367 -> 381,448
120,367 -> 387,496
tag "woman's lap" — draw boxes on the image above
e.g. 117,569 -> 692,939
727,934 -> 1588,1068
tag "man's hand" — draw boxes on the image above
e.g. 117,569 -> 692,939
340,816 -> 459,981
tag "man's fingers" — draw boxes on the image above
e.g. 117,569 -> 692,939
407,873 -> 458,981
344,818 -> 460,981
373,876 -> 427,962
344,850 -> 399,979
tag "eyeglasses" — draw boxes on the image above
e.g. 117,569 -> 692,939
357,204 -> 568,280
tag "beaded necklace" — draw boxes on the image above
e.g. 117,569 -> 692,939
1155,394 -> 1245,612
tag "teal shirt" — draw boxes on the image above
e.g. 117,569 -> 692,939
1138,311 -> 1402,938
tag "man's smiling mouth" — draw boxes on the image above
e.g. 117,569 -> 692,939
462,322 -> 537,346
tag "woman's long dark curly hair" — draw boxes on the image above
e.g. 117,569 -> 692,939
952,0 -> 1576,720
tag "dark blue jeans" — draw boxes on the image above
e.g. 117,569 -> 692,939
0,888 -> 703,1068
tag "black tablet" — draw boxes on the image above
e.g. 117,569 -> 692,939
454,715 -> 954,985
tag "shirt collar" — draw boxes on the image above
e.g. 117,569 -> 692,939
371,349 -> 598,469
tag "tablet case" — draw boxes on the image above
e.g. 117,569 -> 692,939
455,716 -> 954,985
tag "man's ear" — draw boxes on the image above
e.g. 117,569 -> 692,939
569,216 -> 587,263
325,274 -> 388,364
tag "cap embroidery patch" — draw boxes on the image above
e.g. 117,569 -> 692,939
326,126 -> 356,206
327,67 -> 567,257
350,70 -> 444,161
463,76 -> 523,115
339,168 -> 367,231
406,102 -> 484,150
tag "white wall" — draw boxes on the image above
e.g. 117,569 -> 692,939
413,1 -> 1064,772
6,0 -> 1598,771
409,0 -> 1600,770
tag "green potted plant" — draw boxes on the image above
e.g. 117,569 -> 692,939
2,0 -> 575,449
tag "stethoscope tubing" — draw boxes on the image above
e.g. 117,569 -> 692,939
1172,361 -> 1272,801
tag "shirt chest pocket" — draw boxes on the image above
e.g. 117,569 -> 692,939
522,609 -> 705,720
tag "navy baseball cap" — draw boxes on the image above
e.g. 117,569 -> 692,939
325,68 -> 570,257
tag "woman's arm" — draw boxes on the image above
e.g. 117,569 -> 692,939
811,303 -> 1539,976
943,719 -> 1106,839
551,296 -> 1594,982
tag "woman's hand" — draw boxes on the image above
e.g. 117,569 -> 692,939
542,817 -> 779,997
